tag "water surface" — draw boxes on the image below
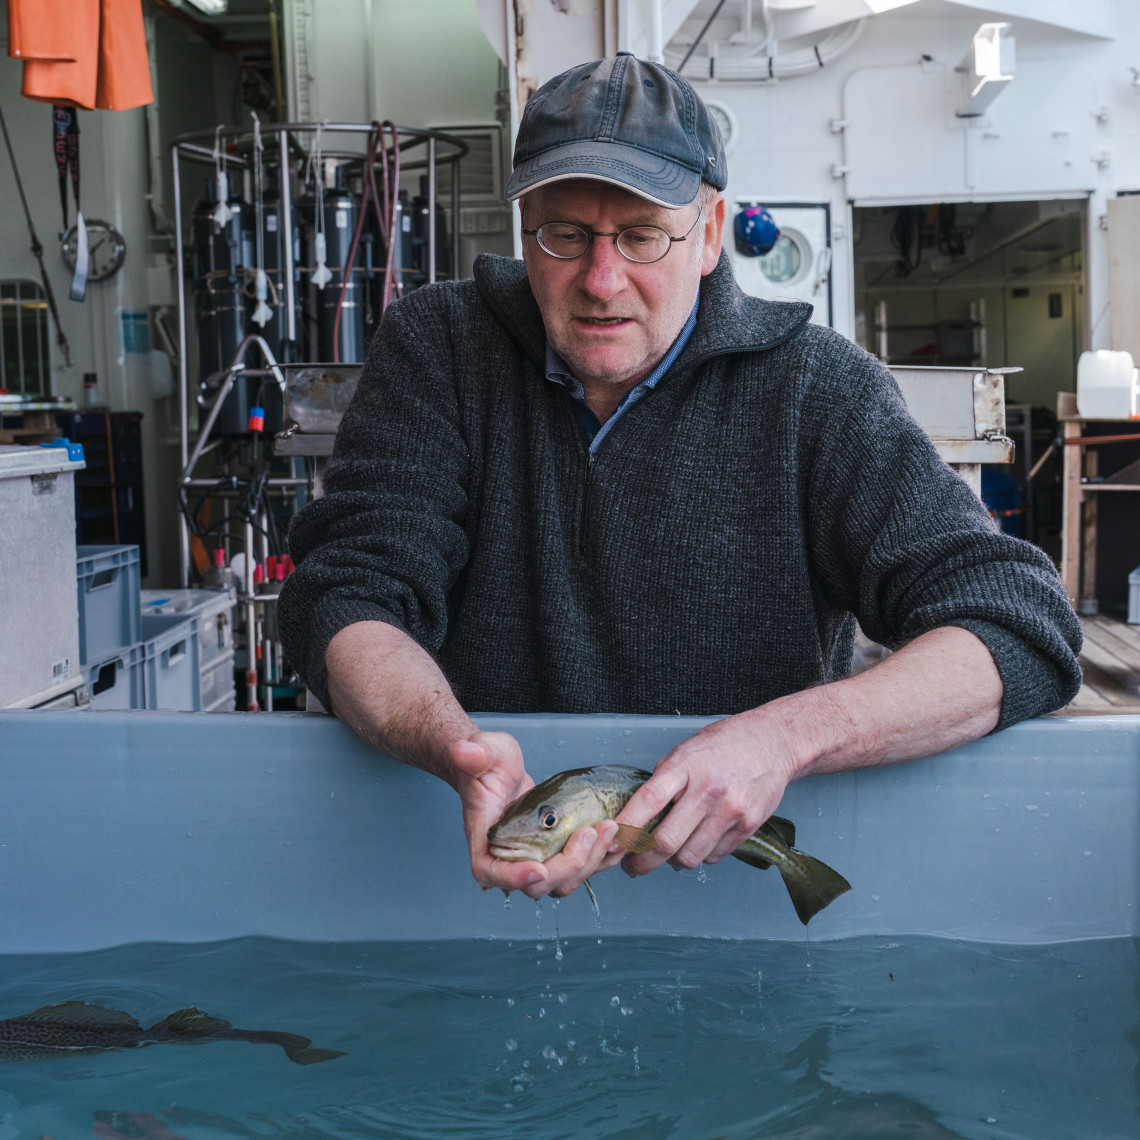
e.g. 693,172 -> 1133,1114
0,933 -> 1134,1139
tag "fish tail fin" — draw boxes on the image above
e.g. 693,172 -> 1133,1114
234,1029 -> 346,1064
779,854 -> 852,926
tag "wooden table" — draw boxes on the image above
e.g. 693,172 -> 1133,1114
1058,391 -> 1140,611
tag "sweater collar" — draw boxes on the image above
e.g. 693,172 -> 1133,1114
472,249 -> 814,374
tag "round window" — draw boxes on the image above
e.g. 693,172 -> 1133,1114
758,234 -> 802,284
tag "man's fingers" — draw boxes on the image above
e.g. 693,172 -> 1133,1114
616,769 -> 684,830
523,822 -> 618,899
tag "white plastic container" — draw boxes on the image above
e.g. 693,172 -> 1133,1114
1076,350 -> 1138,418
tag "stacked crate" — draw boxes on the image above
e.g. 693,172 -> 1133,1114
141,588 -> 238,712
78,545 -> 207,711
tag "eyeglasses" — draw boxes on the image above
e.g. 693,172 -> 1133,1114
522,209 -> 704,264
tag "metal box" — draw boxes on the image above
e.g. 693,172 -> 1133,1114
889,365 -> 1016,495
0,444 -> 86,708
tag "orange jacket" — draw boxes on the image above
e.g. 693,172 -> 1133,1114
12,0 -> 154,111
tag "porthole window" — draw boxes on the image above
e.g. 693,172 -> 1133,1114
758,235 -> 803,284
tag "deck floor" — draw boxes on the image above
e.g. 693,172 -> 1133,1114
1058,613 -> 1140,715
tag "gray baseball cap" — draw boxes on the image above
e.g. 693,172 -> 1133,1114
504,53 -> 727,209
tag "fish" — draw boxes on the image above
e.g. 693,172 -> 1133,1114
488,765 -> 851,925
0,1001 -> 345,1065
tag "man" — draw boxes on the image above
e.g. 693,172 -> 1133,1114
279,54 -> 1081,905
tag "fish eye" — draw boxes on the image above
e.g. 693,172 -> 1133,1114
538,806 -> 558,829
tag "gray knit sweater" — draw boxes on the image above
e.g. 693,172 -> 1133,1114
280,251 -> 1081,727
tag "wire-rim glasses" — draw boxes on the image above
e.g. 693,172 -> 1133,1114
522,209 -> 704,264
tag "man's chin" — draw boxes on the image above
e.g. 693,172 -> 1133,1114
559,347 -> 649,389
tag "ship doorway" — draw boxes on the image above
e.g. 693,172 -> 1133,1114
852,197 -> 1087,558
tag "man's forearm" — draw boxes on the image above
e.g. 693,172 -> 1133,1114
766,624 -> 1003,781
324,620 -> 476,788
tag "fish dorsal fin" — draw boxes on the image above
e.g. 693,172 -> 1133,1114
151,1007 -> 231,1036
613,823 -> 656,855
24,1002 -> 141,1028
764,815 -> 796,849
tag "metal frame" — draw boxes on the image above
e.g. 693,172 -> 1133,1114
170,121 -> 468,587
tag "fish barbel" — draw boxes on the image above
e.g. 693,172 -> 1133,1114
0,1001 -> 345,1065
488,765 -> 851,925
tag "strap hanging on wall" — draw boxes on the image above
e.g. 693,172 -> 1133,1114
52,105 -> 87,301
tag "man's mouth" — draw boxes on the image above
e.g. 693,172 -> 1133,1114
577,316 -> 630,326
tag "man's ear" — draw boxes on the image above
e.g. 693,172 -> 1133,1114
700,194 -> 727,276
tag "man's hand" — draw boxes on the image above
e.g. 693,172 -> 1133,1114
452,731 -> 619,900
606,625 -> 1004,879
608,709 -> 797,877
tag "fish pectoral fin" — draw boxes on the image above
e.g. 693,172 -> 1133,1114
613,823 -> 656,855
151,1008 -> 232,1036
25,1002 -> 141,1029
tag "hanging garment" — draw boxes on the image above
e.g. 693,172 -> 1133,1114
8,0 -> 79,61
17,0 -> 153,111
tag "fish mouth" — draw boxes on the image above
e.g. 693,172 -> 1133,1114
488,840 -> 543,861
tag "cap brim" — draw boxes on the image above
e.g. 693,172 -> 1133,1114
504,139 -> 702,209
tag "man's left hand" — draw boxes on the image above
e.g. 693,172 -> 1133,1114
604,710 -> 799,876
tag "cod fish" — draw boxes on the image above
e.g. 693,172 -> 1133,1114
488,765 -> 851,925
0,1001 -> 345,1065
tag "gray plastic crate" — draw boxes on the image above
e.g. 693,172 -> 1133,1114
76,545 -> 141,665
84,643 -> 146,710
141,588 -> 236,671
200,649 -> 236,712
141,614 -> 201,711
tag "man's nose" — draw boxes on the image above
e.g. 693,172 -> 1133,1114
578,235 -> 627,300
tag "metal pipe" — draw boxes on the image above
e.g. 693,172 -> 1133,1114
278,128 -> 297,344
183,476 -> 312,488
451,141 -> 461,279
173,142 -> 190,587
427,135 -> 437,285
648,0 -> 664,63
244,516 -> 259,712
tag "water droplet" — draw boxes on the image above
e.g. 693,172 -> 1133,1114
696,866 -> 707,883
870,894 -> 880,902
506,1038 -> 518,1051
538,1007 -> 546,1018
558,993 -> 568,1004
610,995 -> 620,1007
1025,804 -> 1039,812
1082,850 -> 1092,858
633,1044 -> 640,1072
983,1117 -> 998,1124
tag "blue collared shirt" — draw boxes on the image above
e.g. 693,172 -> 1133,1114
544,295 -> 700,453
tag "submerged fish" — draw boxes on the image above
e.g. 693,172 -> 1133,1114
0,1001 -> 345,1065
488,765 -> 851,925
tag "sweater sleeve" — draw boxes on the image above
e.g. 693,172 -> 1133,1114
277,288 -> 470,708
803,333 -> 1082,728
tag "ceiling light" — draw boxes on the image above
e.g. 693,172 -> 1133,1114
183,0 -> 228,14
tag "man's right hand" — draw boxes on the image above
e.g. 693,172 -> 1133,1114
451,731 -> 619,900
